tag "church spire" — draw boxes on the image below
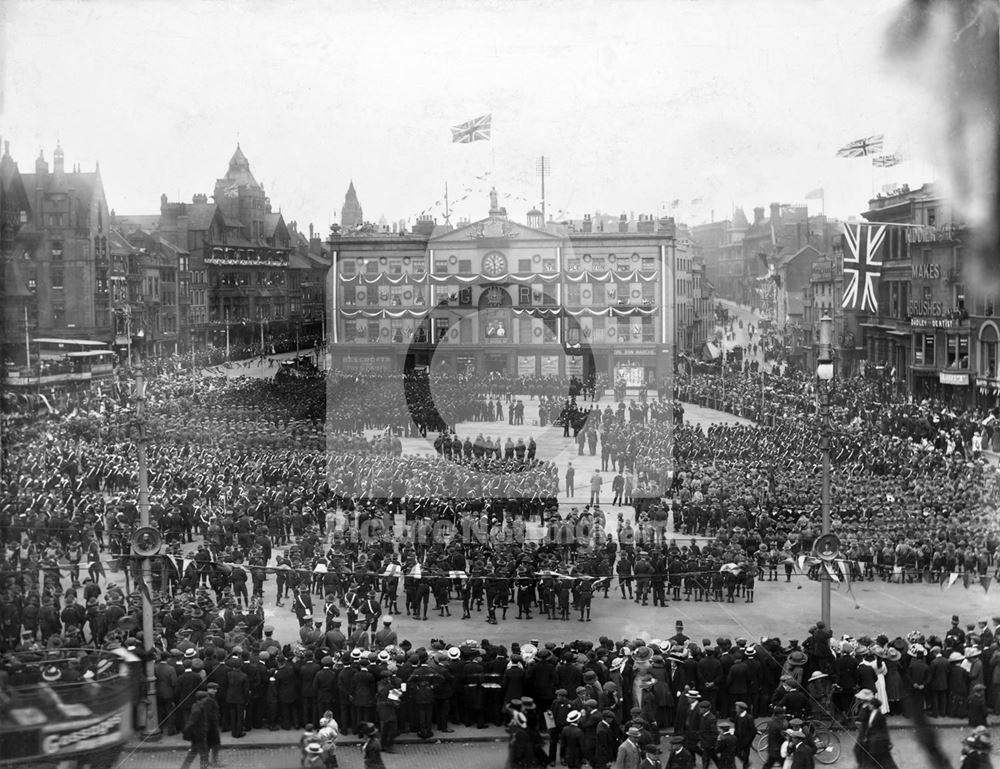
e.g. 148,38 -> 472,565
342,180 -> 363,229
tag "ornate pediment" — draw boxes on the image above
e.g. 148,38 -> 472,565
431,215 -> 560,243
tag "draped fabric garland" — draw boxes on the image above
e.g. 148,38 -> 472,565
338,270 -> 657,285
338,306 -> 661,319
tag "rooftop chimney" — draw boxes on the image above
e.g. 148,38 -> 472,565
770,202 -> 781,224
619,213 -> 628,233
637,215 -> 655,234
413,215 -> 436,237
582,214 -> 592,233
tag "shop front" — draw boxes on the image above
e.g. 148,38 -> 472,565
612,347 -> 658,386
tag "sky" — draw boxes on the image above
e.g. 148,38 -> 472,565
1,0 -> 937,234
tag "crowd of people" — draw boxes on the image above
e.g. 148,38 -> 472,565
2,303 -> 1000,766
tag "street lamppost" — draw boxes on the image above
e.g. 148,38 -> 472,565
816,313 -> 835,629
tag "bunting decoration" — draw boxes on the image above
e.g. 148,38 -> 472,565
946,572 -> 960,590
825,562 -> 840,583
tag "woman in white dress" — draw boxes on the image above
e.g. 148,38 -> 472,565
859,647 -> 890,714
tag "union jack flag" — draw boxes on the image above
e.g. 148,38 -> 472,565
841,222 -> 887,313
451,114 -> 492,143
871,153 -> 902,167
836,134 -> 884,158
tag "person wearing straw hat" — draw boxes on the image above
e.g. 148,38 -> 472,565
853,689 -> 898,769
560,709 -> 585,769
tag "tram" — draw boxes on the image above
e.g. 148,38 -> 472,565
0,648 -> 137,769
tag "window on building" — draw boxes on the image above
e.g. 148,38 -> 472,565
592,282 -> 605,304
955,284 -> 966,313
518,258 -> 532,273
51,268 -> 64,289
388,259 -> 402,275
567,284 -> 580,306
411,259 -> 425,275
413,288 -> 426,306
434,259 -> 449,273
593,316 -> 605,333
368,320 -> 381,342
52,305 -> 64,326
592,256 -> 606,271
927,207 -> 936,227
342,259 -> 356,276
543,258 -> 555,272
434,317 -> 449,341
482,309 -> 510,342
641,255 -> 655,270
642,283 -> 656,304
642,317 -> 654,342
543,318 -> 557,343
519,315 -> 533,343
567,326 -> 581,344
389,285 -> 405,306
390,319 -> 404,343
980,325 -> 998,378
946,335 -> 969,368
366,288 -> 379,306
914,333 -> 935,366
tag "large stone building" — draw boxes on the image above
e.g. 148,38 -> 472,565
853,183 -> 982,402
116,146 -> 294,351
1,140 -> 34,364
7,145 -> 113,349
328,191 -> 686,385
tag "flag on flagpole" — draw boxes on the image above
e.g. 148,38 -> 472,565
451,114 -> 492,143
805,188 -> 824,200
872,153 -> 902,167
836,134 -> 884,158
690,197 -> 704,205
841,222 -> 887,313
670,199 -> 681,209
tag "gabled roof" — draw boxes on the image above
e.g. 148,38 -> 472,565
430,215 -> 561,243
263,212 -> 284,239
186,203 -> 222,232
776,244 -> 822,268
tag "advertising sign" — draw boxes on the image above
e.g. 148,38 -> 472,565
540,355 -> 559,376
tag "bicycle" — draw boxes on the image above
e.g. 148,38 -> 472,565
753,717 -> 842,765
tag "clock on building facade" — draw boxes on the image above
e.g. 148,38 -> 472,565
482,252 -> 507,277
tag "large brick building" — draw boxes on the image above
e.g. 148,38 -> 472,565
328,191 -> 685,385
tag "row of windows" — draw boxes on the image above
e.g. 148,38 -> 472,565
348,315 -> 654,344
342,283 -> 656,307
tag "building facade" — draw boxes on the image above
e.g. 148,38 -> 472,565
117,146 -> 293,352
11,145 -> 113,348
329,193 -> 684,384
1,140 -> 34,364
854,183 -> 981,402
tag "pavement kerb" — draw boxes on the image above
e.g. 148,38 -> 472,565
125,734 -> 509,751
123,717 -> 992,751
